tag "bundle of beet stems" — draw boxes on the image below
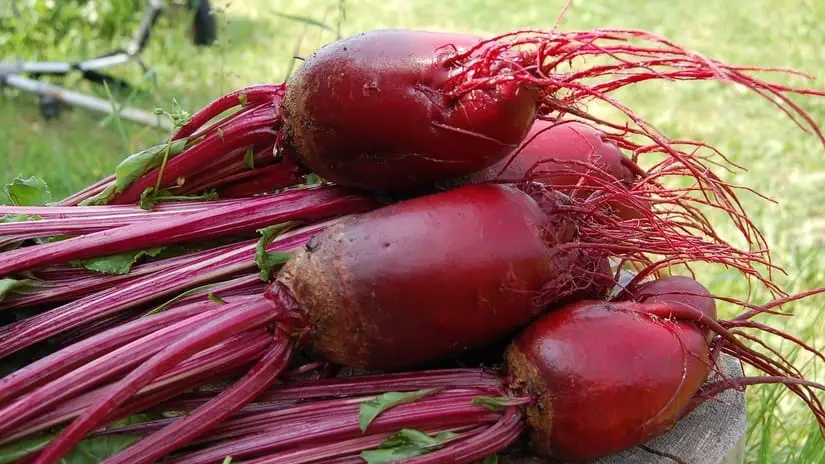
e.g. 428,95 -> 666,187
2,18 -> 825,464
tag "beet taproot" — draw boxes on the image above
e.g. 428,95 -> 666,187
275,183 -> 608,369
462,119 -> 651,219
631,275 -> 718,321
505,299 -> 711,461
282,30 -> 539,191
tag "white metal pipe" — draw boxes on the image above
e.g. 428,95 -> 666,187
3,74 -> 174,131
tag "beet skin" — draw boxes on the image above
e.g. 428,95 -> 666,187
276,184 -> 609,369
282,30 -> 539,191
506,300 -> 710,461
631,275 -> 717,321
465,120 -> 650,219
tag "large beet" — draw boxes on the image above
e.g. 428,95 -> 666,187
277,183 -> 609,369
282,30 -> 539,191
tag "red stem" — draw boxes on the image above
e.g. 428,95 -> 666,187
2,330 -> 269,447
113,105 -> 281,204
0,303 -> 238,438
0,297 -> 219,406
0,220 -> 324,360
0,186 -> 374,278
32,296 -> 281,464
172,84 -> 285,141
105,325 -> 297,464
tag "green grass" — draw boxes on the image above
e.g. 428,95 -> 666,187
3,0 -> 825,461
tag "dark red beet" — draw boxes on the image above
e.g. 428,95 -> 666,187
282,30 -> 539,191
464,120 -> 650,219
474,120 -> 639,186
276,183 -> 609,369
631,275 -> 717,321
506,299 -> 710,461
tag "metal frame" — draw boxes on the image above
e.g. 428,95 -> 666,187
0,0 -> 175,131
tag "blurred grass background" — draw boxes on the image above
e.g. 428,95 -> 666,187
2,0 -> 825,462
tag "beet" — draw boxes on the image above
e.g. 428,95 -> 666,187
505,299 -> 711,461
464,120 -> 650,219
630,275 -> 717,321
282,30 -> 539,191
276,183 -> 607,369
473,120 -> 639,186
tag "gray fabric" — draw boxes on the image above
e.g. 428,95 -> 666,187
501,354 -> 747,464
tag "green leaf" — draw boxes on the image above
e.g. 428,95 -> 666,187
143,281 -> 226,317
113,140 -> 188,193
72,247 -> 165,275
244,146 -> 255,169
222,457 -> 233,464
255,223 -> 295,281
153,240 -> 231,260
34,234 -> 72,245
238,93 -> 248,107
0,278 -> 35,303
361,446 -> 429,463
359,389 -> 439,432
304,173 -> 324,186
108,414 -> 155,428
373,428 -> 452,449
0,433 -> 54,464
78,183 -> 118,206
0,433 -> 140,464
140,187 -> 219,211
169,99 -> 192,128
471,396 -> 512,411
138,187 -> 161,210
208,292 -> 226,305
4,176 -> 51,206
155,100 -> 193,128
481,455 -> 499,464
1,213 -> 39,224
360,429 -> 457,464
59,434 -> 141,464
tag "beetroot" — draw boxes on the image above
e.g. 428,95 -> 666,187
463,119 -> 650,219
281,30 -> 538,191
506,299 -> 711,461
276,183 -> 607,369
629,275 -> 717,320
471,120 -> 640,187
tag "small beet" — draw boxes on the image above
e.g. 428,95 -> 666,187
505,299 -> 711,461
472,120 -> 640,186
464,120 -> 650,219
631,275 -> 718,321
